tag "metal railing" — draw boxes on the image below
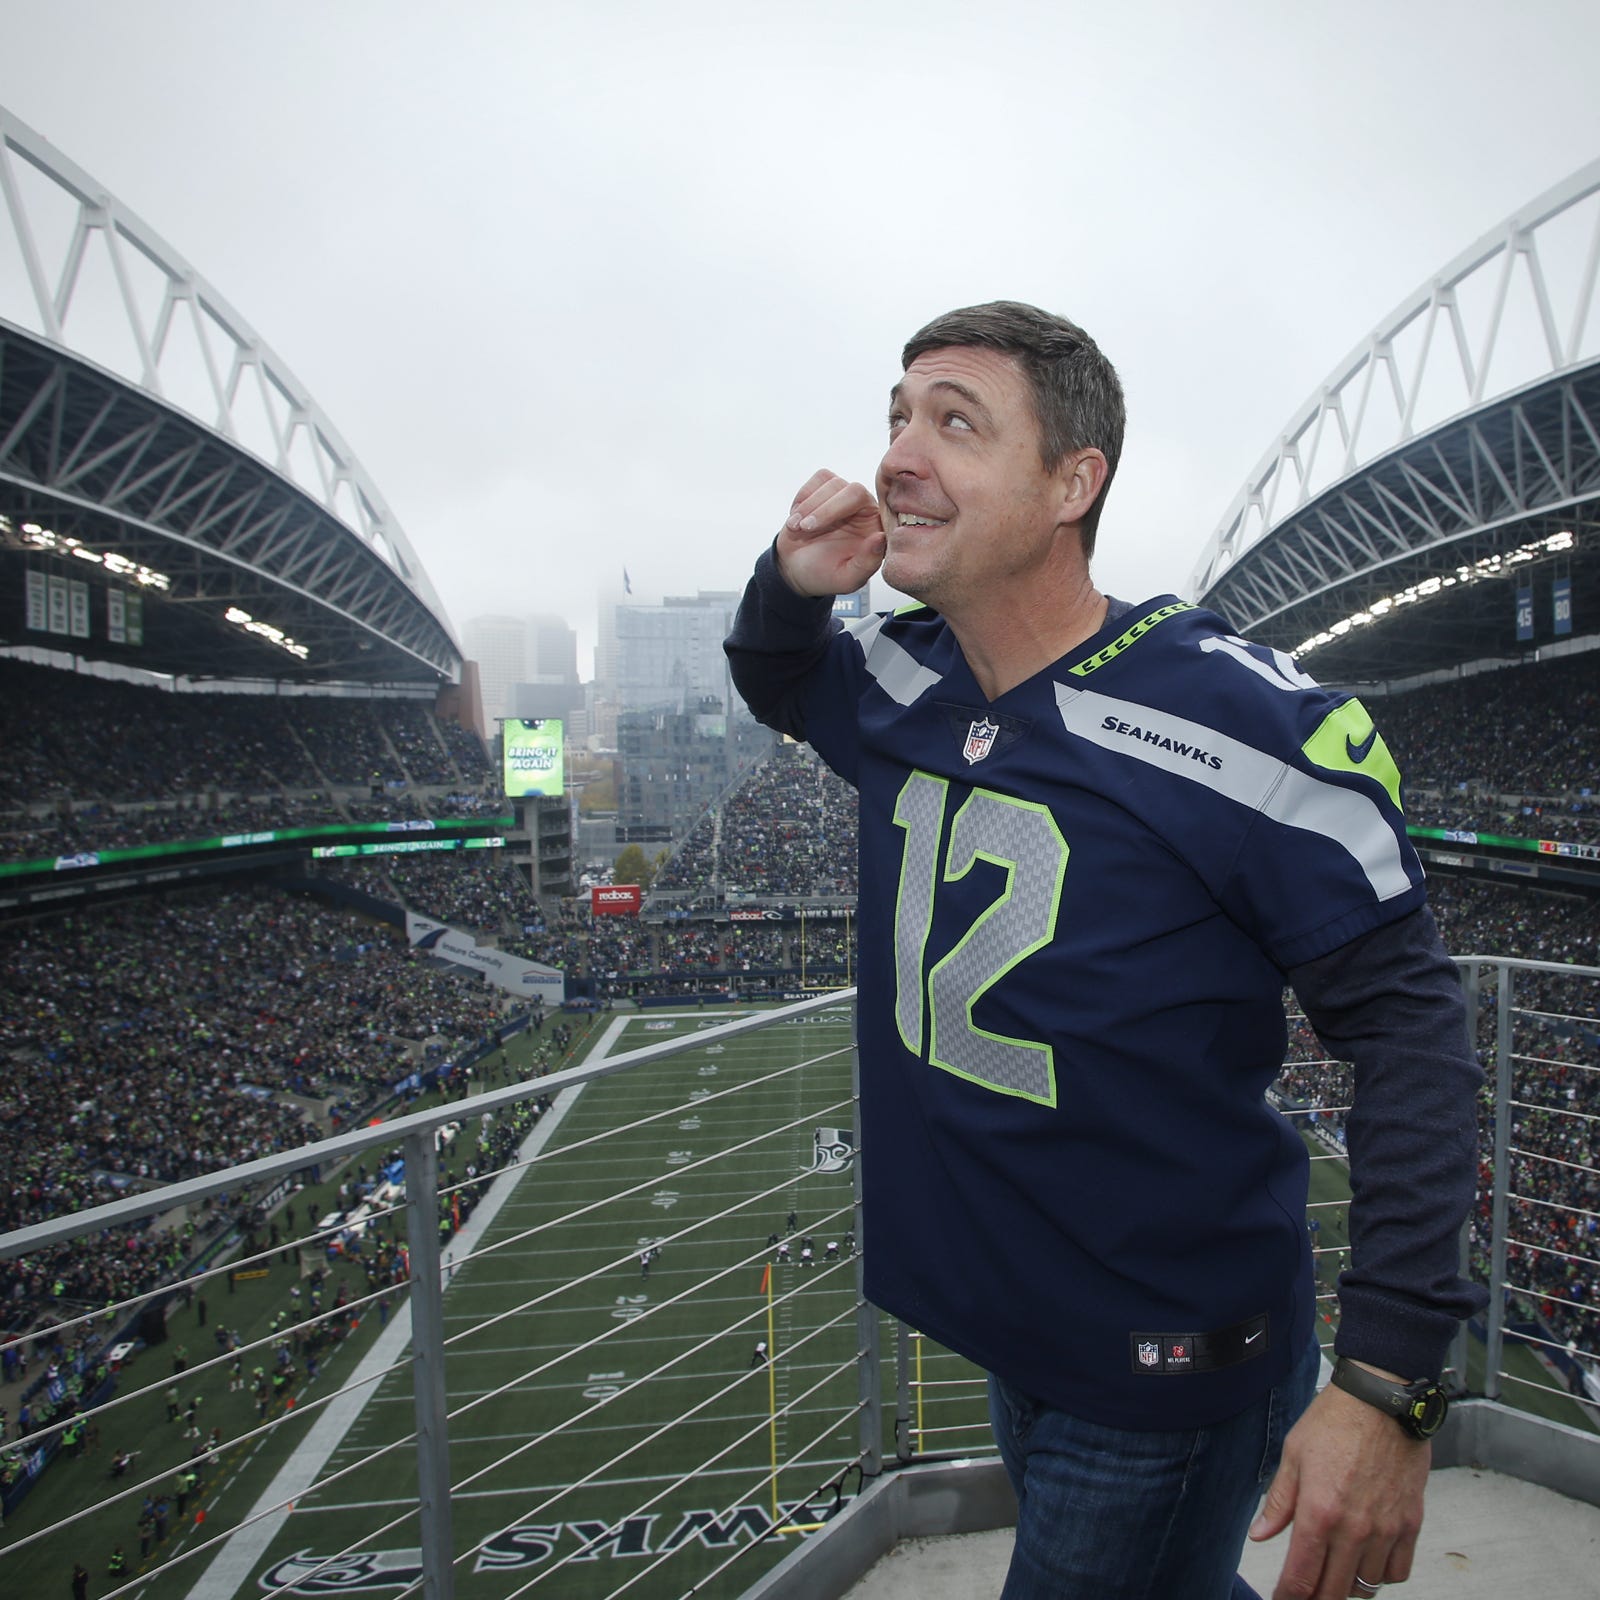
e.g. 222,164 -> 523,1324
1,962 -> 1596,1600
1280,955 -> 1600,1416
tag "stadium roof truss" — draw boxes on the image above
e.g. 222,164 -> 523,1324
0,104 -> 461,685
1194,157 -> 1600,683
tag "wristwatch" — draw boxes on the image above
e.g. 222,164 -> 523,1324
1330,1357 -> 1449,1439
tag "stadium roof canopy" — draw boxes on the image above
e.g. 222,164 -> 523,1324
1193,158 -> 1600,686
0,105 -> 461,687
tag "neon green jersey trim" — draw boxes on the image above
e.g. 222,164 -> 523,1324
1067,602 -> 1193,676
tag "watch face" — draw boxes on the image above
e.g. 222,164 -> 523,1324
1408,1386 -> 1448,1438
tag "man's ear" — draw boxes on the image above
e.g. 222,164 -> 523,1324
1057,448 -> 1109,527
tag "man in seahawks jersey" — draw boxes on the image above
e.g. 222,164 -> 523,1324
724,302 -> 1483,1600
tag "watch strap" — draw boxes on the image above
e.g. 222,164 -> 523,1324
1331,1357 -> 1410,1417
1330,1357 -> 1446,1438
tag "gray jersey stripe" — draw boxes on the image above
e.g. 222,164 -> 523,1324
1053,684 -> 1412,902
847,614 -> 943,706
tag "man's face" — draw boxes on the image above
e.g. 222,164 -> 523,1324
876,345 -> 1065,610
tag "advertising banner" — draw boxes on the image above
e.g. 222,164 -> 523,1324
405,911 -> 564,1004
592,884 -> 642,917
503,718 -> 564,797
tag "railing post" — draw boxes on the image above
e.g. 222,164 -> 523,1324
404,1128 -> 456,1600
895,1322 -> 913,1463
1485,960 -> 1515,1404
852,1038 -> 882,1476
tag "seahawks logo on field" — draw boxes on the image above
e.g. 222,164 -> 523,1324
260,1500 -> 851,1590
810,1127 -> 855,1174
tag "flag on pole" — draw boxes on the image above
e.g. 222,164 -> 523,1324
759,1262 -> 771,1296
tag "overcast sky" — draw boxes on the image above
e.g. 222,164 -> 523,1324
4,1 -> 1598,676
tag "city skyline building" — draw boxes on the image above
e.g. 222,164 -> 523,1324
462,612 -> 581,729
612,591 -> 741,711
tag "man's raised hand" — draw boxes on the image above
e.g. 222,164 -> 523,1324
775,469 -> 887,598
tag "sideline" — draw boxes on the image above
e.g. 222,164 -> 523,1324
182,1013 -> 634,1599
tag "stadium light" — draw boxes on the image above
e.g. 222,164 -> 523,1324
5,518 -> 173,590
1294,530 -> 1577,658
224,605 -> 310,659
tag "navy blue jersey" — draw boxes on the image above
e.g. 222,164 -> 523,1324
732,575 -> 1434,1428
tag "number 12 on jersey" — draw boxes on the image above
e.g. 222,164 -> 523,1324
890,771 -> 1069,1107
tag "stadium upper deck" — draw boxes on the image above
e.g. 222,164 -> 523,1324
1194,157 -> 1600,686
0,104 -> 460,688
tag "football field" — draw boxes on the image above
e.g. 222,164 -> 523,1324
197,1000 -> 990,1600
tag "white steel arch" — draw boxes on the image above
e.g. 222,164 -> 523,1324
0,103 -> 457,649
1191,156 -> 1600,600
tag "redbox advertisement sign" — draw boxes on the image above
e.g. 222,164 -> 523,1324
592,884 -> 642,917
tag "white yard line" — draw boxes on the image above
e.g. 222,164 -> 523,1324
181,1016 -> 633,1600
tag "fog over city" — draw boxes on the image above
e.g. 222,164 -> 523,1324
4,1 -> 1597,672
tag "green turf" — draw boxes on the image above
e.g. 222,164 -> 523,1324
236,1000 -> 891,1600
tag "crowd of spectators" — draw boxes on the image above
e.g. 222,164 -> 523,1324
654,743 -> 858,899
1378,649 -> 1600,839
319,855 -> 538,934
489,918 -> 849,1000
385,856 -> 537,932
0,657 -> 496,862
0,884 -> 509,1329
1273,877 -> 1598,1384
653,925 -> 795,972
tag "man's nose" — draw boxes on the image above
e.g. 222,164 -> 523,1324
879,422 -> 930,481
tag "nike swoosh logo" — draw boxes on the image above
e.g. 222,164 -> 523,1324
1345,726 -> 1379,763
1245,1330 -> 1263,1344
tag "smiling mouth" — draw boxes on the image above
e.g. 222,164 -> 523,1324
895,513 -> 947,528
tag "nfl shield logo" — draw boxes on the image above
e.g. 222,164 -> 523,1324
963,717 -> 999,765
1137,1341 -> 1161,1369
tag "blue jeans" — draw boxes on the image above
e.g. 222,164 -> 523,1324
987,1336 -> 1320,1600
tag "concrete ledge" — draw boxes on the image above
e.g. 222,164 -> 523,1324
739,1458 -> 1016,1600
1434,1398 -> 1600,1506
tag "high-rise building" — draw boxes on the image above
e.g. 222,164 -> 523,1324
463,613 -> 580,728
608,591 -> 741,714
